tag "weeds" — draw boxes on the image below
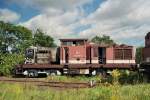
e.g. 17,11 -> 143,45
0,82 -> 150,100
0,71 -> 150,100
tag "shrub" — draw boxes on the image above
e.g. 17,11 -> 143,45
0,53 -> 24,76
111,69 -> 121,85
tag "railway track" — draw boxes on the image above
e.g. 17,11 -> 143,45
0,78 -> 94,88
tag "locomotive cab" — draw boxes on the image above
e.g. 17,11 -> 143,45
24,46 -> 59,64
60,38 -> 89,64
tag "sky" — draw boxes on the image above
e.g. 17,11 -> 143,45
0,0 -> 150,46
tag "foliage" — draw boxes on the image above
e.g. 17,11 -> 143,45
0,82 -> 150,100
0,53 -> 24,76
0,21 -> 56,76
34,29 -> 56,47
0,21 -> 32,75
91,35 -> 115,45
136,47 -> 143,64
119,71 -> 141,84
111,69 -> 121,85
0,21 -> 33,53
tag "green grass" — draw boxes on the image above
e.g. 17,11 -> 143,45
45,75 -> 101,82
0,82 -> 150,100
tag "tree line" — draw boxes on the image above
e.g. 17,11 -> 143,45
0,21 -> 56,54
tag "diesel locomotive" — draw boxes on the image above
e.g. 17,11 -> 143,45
15,38 -> 136,77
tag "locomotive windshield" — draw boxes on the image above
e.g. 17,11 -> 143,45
62,41 -> 85,46
25,49 -> 34,59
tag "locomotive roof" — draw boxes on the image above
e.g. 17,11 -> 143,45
113,44 -> 133,48
89,43 -> 132,48
59,38 -> 88,41
89,42 -> 109,47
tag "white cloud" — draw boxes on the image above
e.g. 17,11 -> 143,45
0,8 -> 20,22
8,0 -> 92,10
19,0 -> 150,46
17,0 -> 91,45
77,0 -> 150,46
20,9 -> 82,39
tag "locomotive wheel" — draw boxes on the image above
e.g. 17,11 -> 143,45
28,70 -> 38,77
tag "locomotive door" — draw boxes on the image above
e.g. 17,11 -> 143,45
64,47 -> 69,63
98,47 -> 106,64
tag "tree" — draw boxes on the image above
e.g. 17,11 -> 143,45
0,21 -> 32,75
91,35 -> 115,45
0,21 -> 12,53
33,29 -> 56,47
0,21 -> 33,53
12,25 -> 33,52
136,47 -> 143,64
0,34 -> 3,48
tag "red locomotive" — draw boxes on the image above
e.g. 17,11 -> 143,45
15,38 -> 136,77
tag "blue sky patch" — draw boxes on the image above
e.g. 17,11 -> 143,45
83,0 -> 103,16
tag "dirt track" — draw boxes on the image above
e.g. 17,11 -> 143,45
0,77 -> 94,89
